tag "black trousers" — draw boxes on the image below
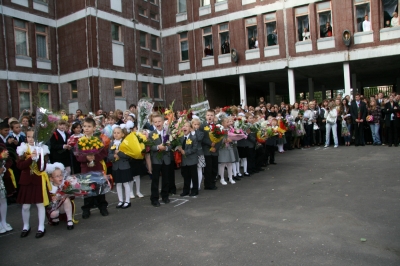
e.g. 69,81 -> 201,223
204,155 -> 218,189
181,164 -> 198,194
151,163 -> 170,203
353,123 -> 364,145
168,158 -> 176,194
247,147 -> 256,173
386,121 -> 398,145
265,145 -> 275,164
81,194 -> 108,212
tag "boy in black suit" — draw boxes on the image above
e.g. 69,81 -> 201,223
50,120 -> 72,174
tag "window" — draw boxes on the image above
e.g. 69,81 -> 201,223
14,19 -> 29,56
139,6 -> 147,17
18,82 -> 31,113
203,26 -> 213,57
114,79 -> 123,97
141,82 -> 150,97
201,0 -> 211,6
150,12 -> 159,21
219,23 -> 230,54
245,17 -> 258,49
295,6 -> 310,41
152,59 -> 160,68
382,0 -> 399,28
151,35 -> 159,51
178,0 -> 187,13
354,0 -> 371,32
179,32 -> 189,61
36,24 -> 48,59
265,13 -> 278,46
149,0 -> 157,4
317,2 -> 333,38
153,84 -> 162,99
38,83 -> 50,109
140,32 -> 147,48
141,57 -> 148,65
70,81 -> 78,99
111,23 -> 120,41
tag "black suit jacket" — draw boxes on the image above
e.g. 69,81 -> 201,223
350,101 -> 367,124
383,101 -> 400,127
49,130 -> 71,165
6,134 -> 26,152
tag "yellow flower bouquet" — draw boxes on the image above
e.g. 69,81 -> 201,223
74,136 -> 104,156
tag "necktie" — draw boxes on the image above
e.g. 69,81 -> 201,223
182,137 -> 187,150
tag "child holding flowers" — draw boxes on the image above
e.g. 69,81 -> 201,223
16,129 -> 50,238
190,118 -> 205,190
75,118 -> 108,219
0,145 -> 14,234
218,117 -> 236,185
108,126 -> 132,209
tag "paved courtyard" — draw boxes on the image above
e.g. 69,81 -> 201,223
1,146 -> 400,266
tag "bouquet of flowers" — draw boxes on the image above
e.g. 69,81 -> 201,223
63,172 -> 113,197
233,117 -> 248,131
228,127 -> 247,141
165,118 -> 185,150
137,98 -> 154,130
208,124 -> 226,151
249,123 -> 261,133
222,106 -> 232,116
74,136 -> 104,156
366,115 -> 373,122
34,108 -> 60,144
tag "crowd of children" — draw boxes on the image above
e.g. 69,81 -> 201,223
0,105 -> 279,239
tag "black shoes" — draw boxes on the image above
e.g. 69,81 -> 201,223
35,229 -> 46,238
151,201 -> 160,207
204,186 -> 218,190
189,192 -> 198,197
180,193 -> 189,197
270,162 -> 277,165
243,173 -> 250,176
67,220 -> 74,230
20,228 -> 31,238
121,202 -> 131,209
233,176 -> 241,181
82,210 -> 91,219
162,198 -> 170,204
116,202 -> 124,208
100,209 -> 109,216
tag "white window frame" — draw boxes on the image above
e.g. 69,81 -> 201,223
18,82 -> 32,113
203,26 -> 213,57
111,23 -> 121,42
295,6 -> 310,42
178,0 -> 187,13
179,32 -> 189,61
245,17 -> 258,49
14,19 -> 29,56
219,23 -> 229,54
36,24 -> 49,59
317,2 -> 333,38
38,83 -> 51,109
354,0 -> 371,32
265,13 -> 277,46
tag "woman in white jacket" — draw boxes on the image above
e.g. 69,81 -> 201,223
324,102 -> 339,148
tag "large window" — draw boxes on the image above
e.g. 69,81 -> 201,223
295,6 -> 310,41
114,79 -> 123,97
203,26 -> 213,57
38,83 -> 50,109
36,24 -> 48,59
245,17 -> 258,49
18,82 -> 31,113
201,0 -> 211,6
178,0 -> 187,13
70,81 -> 78,99
140,32 -> 147,48
317,2 -> 333,38
151,35 -> 159,51
382,0 -> 399,28
153,84 -> 162,99
14,19 -> 29,56
111,23 -> 120,41
141,82 -> 150,97
219,23 -> 230,54
265,13 -> 277,46
354,0 -> 371,32
179,32 -> 189,61
139,6 -> 147,17
141,56 -> 149,66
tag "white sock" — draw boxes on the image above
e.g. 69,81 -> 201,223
116,183 -> 123,202
218,163 -> 226,179
236,162 -> 241,175
50,210 -> 60,222
63,198 -> 73,225
278,144 -> 284,152
123,182 -> 130,203
37,203 -> 45,232
197,167 -> 203,189
129,181 -> 134,196
232,162 -> 237,176
22,204 -> 31,230
227,163 -> 233,179
242,158 -> 248,173
0,198 -> 8,227
133,175 -> 141,194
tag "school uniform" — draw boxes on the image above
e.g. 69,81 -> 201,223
192,129 -> 205,189
265,135 -> 277,164
247,131 -> 257,173
107,140 -> 132,184
200,122 -> 222,190
149,129 -> 171,205
50,130 -> 71,167
180,134 -> 199,196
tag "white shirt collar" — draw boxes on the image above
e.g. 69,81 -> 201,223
0,135 -> 6,143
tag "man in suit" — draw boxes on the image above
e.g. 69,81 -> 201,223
49,120 -> 71,174
350,94 -> 367,146
200,109 -> 222,190
178,122 -> 198,197
383,95 -> 399,147
149,114 -> 171,207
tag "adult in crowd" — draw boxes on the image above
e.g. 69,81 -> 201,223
350,94 -> 367,146
384,95 -> 399,147
324,101 -> 339,148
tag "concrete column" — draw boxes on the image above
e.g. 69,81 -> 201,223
288,69 -> 295,104
343,62 -> 351,98
308,78 -> 314,100
352,73 -> 357,96
269,82 -> 276,105
321,85 -> 326,100
239,75 -> 247,108
357,81 -> 362,95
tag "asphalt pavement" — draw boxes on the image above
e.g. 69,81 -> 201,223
1,145 -> 400,266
